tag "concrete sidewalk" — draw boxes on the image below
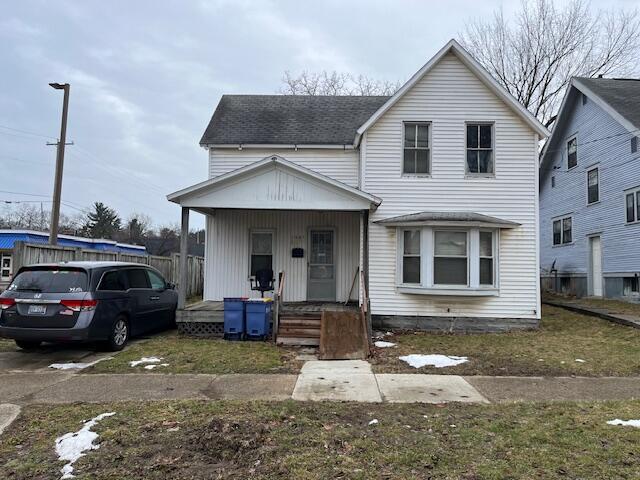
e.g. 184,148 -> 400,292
2,367 -> 640,406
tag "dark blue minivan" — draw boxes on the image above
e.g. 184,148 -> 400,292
0,262 -> 178,351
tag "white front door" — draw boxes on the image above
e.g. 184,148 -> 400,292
590,236 -> 603,296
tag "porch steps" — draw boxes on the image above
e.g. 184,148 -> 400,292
276,313 -> 321,346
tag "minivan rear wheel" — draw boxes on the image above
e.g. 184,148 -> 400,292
15,340 -> 41,350
105,316 -> 129,351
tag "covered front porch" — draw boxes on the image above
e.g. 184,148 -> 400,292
167,155 -> 380,345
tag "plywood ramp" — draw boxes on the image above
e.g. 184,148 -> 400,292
319,310 -> 370,360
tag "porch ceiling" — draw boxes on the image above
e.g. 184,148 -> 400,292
167,155 -> 380,212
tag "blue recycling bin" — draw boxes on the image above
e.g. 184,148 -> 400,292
223,297 -> 246,339
245,299 -> 272,340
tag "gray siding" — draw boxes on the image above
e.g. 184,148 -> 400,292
540,88 -> 640,285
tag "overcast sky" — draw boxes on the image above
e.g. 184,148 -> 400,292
1,0 -> 634,229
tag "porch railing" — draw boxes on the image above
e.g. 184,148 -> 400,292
273,270 -> 285,343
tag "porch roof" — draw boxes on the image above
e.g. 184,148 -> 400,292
167,155 -> 381,212
374,211 -> 520,228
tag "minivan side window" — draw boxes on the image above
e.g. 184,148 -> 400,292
99,270 -> 127,291
147,270 -> 166,290
127,269 -> 150,289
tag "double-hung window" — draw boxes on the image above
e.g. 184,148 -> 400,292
250,231 -> 273,276
553,216 -> 572,245
625,187 -> 640,223
434,231 -> 468,285
397,228 -> 497,293
479,231 -> 494,285
587,167 -> 599,204
403,123 -> 430,175
466,123 -> 493,174
567,137 -> 577,169
402,230 -> 421,284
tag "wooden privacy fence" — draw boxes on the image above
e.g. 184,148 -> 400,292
11,241 -> 204,298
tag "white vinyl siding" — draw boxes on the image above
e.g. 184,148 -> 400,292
208,148 -> 359,187
363,52 -> 540,319
205,210 -> 359,302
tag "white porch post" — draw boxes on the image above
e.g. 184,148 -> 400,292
178,206 -> 190,309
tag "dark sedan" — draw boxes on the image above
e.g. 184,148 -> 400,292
0,262 -> 178,351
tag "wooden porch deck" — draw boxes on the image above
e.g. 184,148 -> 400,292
177,300 -> 357,320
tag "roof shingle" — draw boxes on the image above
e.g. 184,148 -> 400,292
200,95 -> 389,146
577,77 -> 640,130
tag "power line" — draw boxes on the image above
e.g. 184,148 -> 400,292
0,124 -> 57,140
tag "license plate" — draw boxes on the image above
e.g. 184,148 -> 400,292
27,305 -> 47,315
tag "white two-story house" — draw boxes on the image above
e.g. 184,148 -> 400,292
168,39 -> 549,341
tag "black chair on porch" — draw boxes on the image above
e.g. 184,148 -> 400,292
250,269 -> 275,297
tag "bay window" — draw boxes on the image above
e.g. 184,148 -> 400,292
397,227 -> 498,293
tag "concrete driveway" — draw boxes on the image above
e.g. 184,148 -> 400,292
0,342 -> 113,373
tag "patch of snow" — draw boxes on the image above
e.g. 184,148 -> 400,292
399,354 -> 468,369
368,419 -> 379,426
49,357 -> 111,371
575,359 -> 586,363
144,363 -> 169,370
129,357 -> 163,367
55,412 -> 115,479
374,341 -> 396,348
607,419 -> 640,428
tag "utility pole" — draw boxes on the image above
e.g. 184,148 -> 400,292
48,83 -> 71,245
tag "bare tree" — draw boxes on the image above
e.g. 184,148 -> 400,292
461,0 -> 640,127
280,70 -> 401,96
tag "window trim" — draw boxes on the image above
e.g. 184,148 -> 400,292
552,215 -> 574,246
400,229 -> 421,284
567,136 -> 578,170
465,122 -> 495,177
624,186 -> 640,225
401,121 -> 431,177
396,226 -> 499,294
249,229 -> 275,279
586,166 -> 600,205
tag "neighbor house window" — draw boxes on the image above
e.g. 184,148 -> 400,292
479,231 -> 494,285
551,176 -> 556,188
625,187 -> 640,223
403,123 -> 430,175
582,93 -> 588,105
466,123 -> 493,174
624,277 -> 639,296
0,254 -> 11,280
587,167 -> 599,204
553,216 -> 573,245
250,231 -> 273,276
402,230 -> 421,284
434,231 -> 468,285
567,137 -> 577,169
632,136 -> 638,153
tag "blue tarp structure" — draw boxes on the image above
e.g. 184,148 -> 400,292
0,230 -> 146,254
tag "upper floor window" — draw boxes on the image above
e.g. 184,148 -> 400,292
567,137 -> 577,169
587,167 -> 599,204
626,187 -> 640,223
632,136 -> 638,154
553,216 -> 573,245
466,123 -> 493,175
403,123 -> 430,175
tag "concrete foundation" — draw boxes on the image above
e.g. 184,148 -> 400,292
372,315 -> 539,333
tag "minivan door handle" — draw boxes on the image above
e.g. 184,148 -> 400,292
149,296 -> 160,301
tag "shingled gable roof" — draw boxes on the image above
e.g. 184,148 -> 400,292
199,95 -> 389,146
354,39 -> 549,145
540,77 -> 640,169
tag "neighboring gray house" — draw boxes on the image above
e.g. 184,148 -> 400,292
540,77 -> 640,299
